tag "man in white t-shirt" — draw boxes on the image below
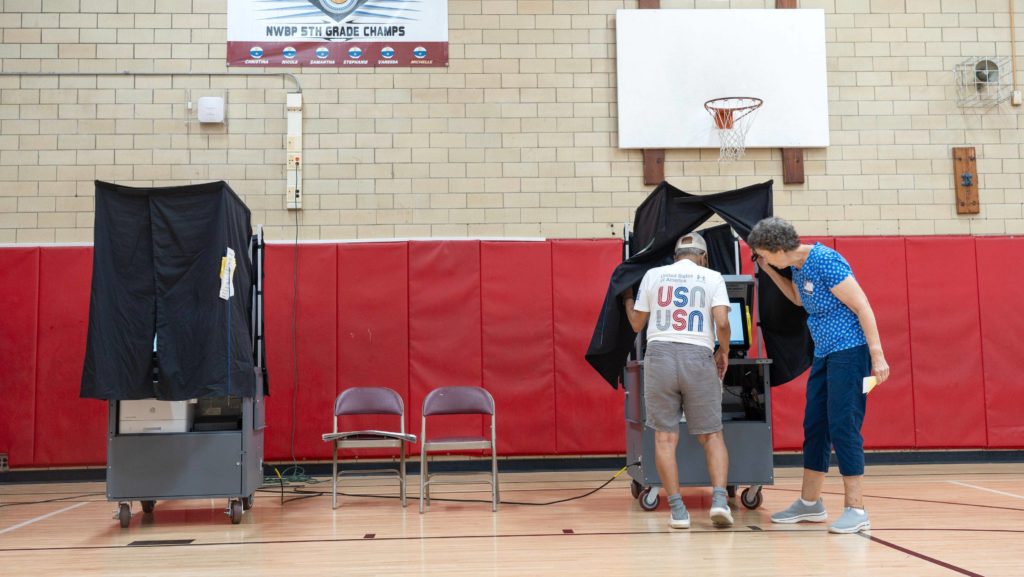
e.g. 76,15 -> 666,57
621,232 -> 733,529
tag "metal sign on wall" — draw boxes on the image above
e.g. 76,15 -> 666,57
227,0 -> 449,68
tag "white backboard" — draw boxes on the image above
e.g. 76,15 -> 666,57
616,9 -> 829,149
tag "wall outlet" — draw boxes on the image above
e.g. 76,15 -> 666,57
0,453 -> 9,472
286,186 -> 301,210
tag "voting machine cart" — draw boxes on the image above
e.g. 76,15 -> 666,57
624,275 -> 774,511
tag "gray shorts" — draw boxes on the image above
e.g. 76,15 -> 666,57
643,341 -> 723,435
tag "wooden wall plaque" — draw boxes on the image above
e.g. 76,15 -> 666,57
953,146 -> 980,214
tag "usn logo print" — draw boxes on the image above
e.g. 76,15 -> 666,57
652,277 -> 706,333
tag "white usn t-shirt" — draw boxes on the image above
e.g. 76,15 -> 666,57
633,259 -> 730,351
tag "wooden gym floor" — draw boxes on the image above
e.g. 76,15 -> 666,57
1,462 -> 1022,576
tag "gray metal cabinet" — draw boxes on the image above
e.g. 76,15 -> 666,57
624,357 -> 773,511
106,385 -> 265,526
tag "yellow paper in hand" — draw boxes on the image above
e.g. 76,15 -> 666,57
862,376 -> 878,394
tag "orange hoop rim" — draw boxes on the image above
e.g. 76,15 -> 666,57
704,97 -> 764,128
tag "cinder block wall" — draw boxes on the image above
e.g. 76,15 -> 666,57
1,0 -> 1021,242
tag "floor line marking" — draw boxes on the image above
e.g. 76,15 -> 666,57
0,502 -> 89,536
862,534 -> 985,577
949,480 -> 1024,500
3,526 -> 1024,553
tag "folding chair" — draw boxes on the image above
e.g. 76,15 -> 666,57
419,386 -> 498,513
322,387 -> 416,508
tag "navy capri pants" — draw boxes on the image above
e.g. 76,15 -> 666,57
803,344 -> 871,477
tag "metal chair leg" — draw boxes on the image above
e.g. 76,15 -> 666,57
332,442 -> 339,510
419,446 -> 426,514
400,442 -> 407,508
491,449 -> 498,511
491,416 -> 499,511
425,455 -> 431,506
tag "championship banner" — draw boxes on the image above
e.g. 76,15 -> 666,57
227,0 -> 448,68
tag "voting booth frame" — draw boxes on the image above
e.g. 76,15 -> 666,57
106,230 -> 266,528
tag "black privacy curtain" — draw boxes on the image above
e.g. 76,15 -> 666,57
81,181 -> 256,401
584,180 -> 813,388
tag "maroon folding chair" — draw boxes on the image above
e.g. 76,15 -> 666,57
322,387 -> 416,508
419,386 -> 498,513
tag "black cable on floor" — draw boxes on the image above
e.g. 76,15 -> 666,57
257,462 -> 641,507
0,493 -> 104,508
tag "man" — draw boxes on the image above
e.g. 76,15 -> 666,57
621,232 -> 733,529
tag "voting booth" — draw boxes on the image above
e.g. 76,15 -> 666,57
80,181 -> 266,527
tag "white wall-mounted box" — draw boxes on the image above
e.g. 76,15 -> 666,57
197,96 -> 226,123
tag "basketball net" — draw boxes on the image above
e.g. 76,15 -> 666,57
704,97 -> 763,162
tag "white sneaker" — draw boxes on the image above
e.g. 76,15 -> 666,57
668,496 -> 690,529
710,489 -> 733,527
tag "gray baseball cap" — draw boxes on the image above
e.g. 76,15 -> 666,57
675,232 -> 707,254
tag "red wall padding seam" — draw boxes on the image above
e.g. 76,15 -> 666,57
335,242 -> 409,458
975,238 -> 1024,448
836,237 -> 916,449
34,247 -> 105,466
264,244 -> 338,462
0,248 -> 39,467
481,241 -> 556,455
408,241 -> 485,452
551,239 -> 624,454
906,237 -> 987,448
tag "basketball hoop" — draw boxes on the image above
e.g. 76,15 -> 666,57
704,97 -> 763,162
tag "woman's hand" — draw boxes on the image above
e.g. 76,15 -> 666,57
871,351 -> 890,384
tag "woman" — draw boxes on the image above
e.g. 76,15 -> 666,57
746,216 -> 889,534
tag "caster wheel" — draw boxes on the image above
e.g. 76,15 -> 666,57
639,487 -> 660,511
740,487 -> 764,510
141,500 -> 155,514
242,494 -> 254,511
229,499 -> 243,524
727,485 -> 737,499
118,503 -> 132,528
630,480 -> 642,500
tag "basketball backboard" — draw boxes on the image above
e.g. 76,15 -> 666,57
616,9 -> 829,150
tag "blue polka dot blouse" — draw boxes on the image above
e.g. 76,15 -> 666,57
790,243 -> 867,357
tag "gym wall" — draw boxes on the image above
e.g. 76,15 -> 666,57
0,0 -> 1021,242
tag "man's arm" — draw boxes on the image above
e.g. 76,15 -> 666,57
755,257 -> 802,307
831,276 -> 890,384
620,288 -> 649,334
711,304 -> 730,380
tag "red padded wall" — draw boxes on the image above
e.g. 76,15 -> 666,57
33,247 -> 105,466
836,237 -> 915,449
907,237 -> 987,448
336,243 -> 409,455
552,239 -> 623,454
10,234 -> 1024,468
481,241 -> 556,455
976,238 -> 1024,448
0,248 -> 39,467
768,237 -> 834,452
408,242 -> 484,447
264,244 -> 338,462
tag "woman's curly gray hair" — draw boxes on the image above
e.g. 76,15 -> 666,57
747,217 -> 800,252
